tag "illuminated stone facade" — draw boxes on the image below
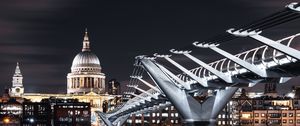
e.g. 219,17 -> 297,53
67,29 -> 105,94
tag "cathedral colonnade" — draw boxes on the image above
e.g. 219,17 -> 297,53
67,76 -> 105,89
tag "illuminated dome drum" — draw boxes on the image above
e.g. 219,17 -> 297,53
67,29 -> 106,94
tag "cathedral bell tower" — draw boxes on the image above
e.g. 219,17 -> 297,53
9,62 -> 24,97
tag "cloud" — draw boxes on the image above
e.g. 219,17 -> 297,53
0,45 -> 67,55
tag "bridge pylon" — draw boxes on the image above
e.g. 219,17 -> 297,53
138,57 -> 238,125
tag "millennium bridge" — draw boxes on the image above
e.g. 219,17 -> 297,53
97,3 -> 300,126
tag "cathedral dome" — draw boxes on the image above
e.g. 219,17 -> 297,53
70,29 -> 102,73
72,51 -> 100,68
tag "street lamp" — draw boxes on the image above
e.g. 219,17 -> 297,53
3,117 -> 10,124
29,118 -> 34,123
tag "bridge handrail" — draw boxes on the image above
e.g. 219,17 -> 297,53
177,33 -> 300,82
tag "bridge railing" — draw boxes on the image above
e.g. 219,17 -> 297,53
177,33 -> 300,84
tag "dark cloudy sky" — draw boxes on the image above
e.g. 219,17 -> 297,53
0,0 -> 299,94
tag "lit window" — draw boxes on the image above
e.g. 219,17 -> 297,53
162,113 -> 168,117
75,110 -> 80,115
289,119 -> 293,124
282,113 -> 287,117
136,119 -> 141,123
152,113 -> 155,117
283,119 -> 287,123
68,111 -> 73,115
241,114 -> 252,118
222,114 -> 226,118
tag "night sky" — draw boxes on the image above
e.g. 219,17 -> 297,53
0,0 -> 299,94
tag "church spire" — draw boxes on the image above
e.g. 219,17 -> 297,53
10,62 -> 24,97
14,62 -> 22,77
82,28 -> 91,52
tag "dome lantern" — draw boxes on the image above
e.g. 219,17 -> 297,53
71,28 -> 101,72
82,28 -> 91,52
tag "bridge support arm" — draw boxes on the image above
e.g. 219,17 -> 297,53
130,86 -> 159,99
250,34 -> 300,60
162,56 -> 208,87
129,92 -> 152,102
137,78 -> 162,93
208,46 -> 268,77
155,63 -> 191,90
183,53 -> 234,83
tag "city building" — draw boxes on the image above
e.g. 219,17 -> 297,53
21,98 -> 91,126
22,100 -> 52,126
107,79 -> 121,95
53,99 -> 91,126
228,93 -> 298,126
0,88 -> 11,103
217,100 -> 235,126
125,105 -> 183,126
0,98 -> 22,125
217,86 -> 300,126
